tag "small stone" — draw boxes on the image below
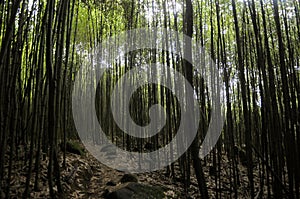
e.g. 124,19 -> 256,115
106,181 -> 117,186
100,144 -> 115,152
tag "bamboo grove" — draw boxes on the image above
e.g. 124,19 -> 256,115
0,0 -> 299,198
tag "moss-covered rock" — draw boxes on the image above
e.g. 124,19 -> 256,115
63,140 -> 85,156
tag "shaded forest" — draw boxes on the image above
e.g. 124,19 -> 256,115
0,0 -> 299,198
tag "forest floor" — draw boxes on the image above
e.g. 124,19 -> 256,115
4,143 -> 267,199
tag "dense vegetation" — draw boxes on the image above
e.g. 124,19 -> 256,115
0,0 -> 299,198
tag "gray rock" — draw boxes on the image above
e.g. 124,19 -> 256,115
119,173 -> 138,183
100,144 -> 115,153
105,182 -> 164,199
106,181 -> 117,186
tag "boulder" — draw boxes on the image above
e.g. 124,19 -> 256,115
104,182 -> 164,199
